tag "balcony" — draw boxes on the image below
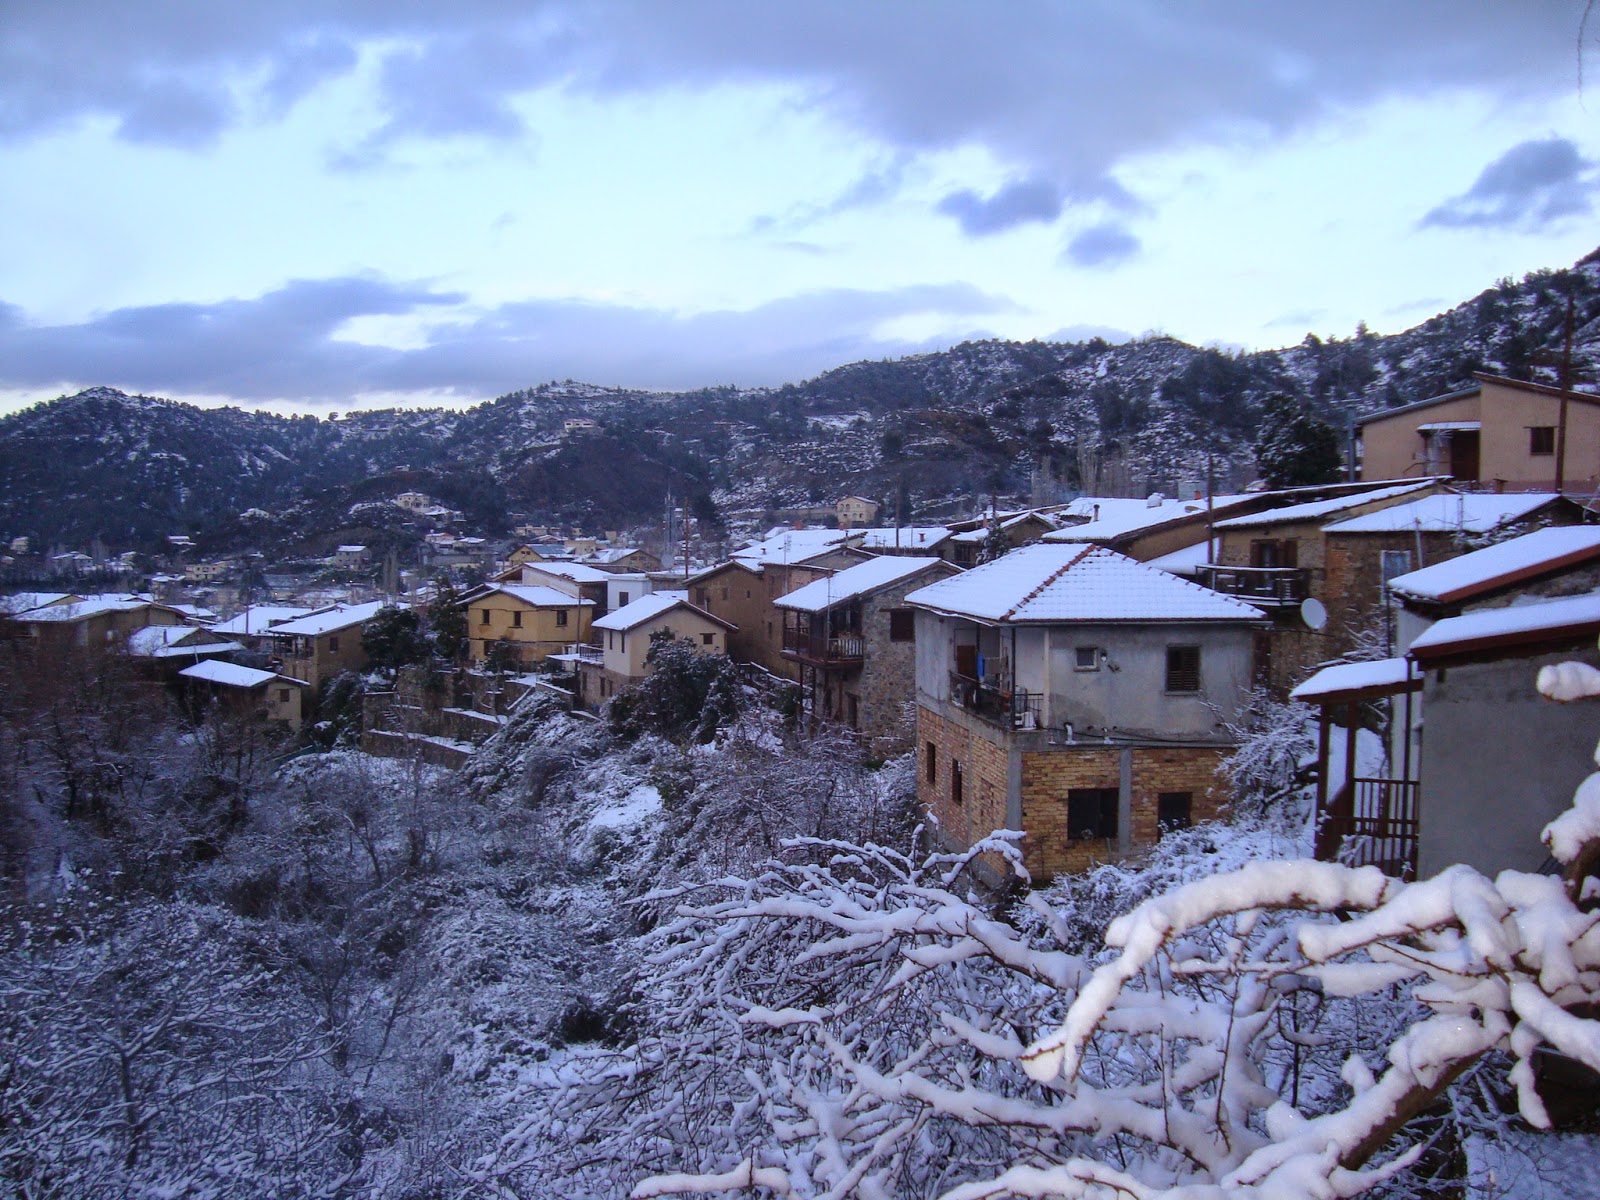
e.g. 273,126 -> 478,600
1194,564 -> 1310,606
1315,777 -> 1418,879
949,673 -> 1043,731
782,627 -> 865,666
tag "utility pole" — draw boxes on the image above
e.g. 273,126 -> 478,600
1556,286 -> 1575,494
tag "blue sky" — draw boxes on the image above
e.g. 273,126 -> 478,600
1,2 -> 1597,414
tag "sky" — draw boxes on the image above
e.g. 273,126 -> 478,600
1,2 -> 1599,416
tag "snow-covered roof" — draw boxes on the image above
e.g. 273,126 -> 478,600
335,544 -> 367,553
211,605 -> 318,635
949,510 -> 1063,543
1415,420 -> 1481,432
1408,591 -> 1600,660
0,591 -> 77,615
592,591 -> 730,632
1387,526 -> 1600,603
180,660 -> 302,689
491,584 -> 593,608
13,593 -> 161,622
523,561 -> 614,584
1044,495 -> 1255,543
1214,482 -> 1437,530
853,526 -> 952,550
266,600 -> 390,637
1146,540 -> 1212,575
1290,657 -> 1419,703
774,556 -> 948,613
1322,492 -> 1560,535
125,625 -> 238,658
584,546 -> 643,563
167,603 -> 217,621
905,544 -> 1266,625
733,528 -> 856,566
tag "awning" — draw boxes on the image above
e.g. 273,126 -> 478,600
1291,657 -> 1421,704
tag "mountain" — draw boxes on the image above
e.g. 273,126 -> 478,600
3,249 -> 1598,555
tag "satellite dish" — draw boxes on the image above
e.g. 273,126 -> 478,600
1300,597 -> 1328,631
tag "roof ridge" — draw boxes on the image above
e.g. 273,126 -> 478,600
1002,544 -> 1095,621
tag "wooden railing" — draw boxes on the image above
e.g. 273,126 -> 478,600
1316,776 -> 1419,879
782,628 -> 865,664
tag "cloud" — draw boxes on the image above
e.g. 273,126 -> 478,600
0,275 -> 1015,403
1421,137 -> 1598,230
938,175 -> 1064,235
1062,222 -> 1141,269
0,5 -> 1578,193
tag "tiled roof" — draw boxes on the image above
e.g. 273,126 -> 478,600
775,556 -> 948,613
1387,526 -> 1600,603
1322,492 -> 1559,534
592,592 -> 729,632
1409,591 -> 1600,658
1213,482 -> 1436,529
905,544 -> 1265,624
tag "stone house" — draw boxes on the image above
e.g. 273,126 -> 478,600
209,605 -> 319,651
944,511 -> 1063,568
123,624 -> 241,680
458,584 -> 594,666
905,545 -> 1266,880
1204,480 -> 1445,690
179,660 -> 309,731
773,555 -> 959,755
1357,372 -> 1600,491
578,593 -> 734,707
516,561 -> 615,620
264,600 -> 389,693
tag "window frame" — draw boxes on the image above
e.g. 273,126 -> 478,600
1074,645 -> 1101,672
1067,787 -> 1119,841
1165,644 -> 1201,694
1530,425 -> 1556,456
889,608 -> 915,642
1158,791 -> 1193,834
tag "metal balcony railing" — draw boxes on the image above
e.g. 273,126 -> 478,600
949,672 -> 1044,731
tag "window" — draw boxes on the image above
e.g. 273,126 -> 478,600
327,635 -> 340,653
556,609 -> 569,627
511,610 -> 522,628
889,609 -> 915,642
1381,549 -> 1413,583
618,591 -> 630,606
1068,787 -> 1119,841
608,630 -> 615,650
721,586 -> 730,601
701,632 -> 715,646
1530,425 -> 1556,456
1158,792 -> 1193,834
925,740 -> 937,785
695,588 -> 709,606
278,688 -> 291,703
1166,645 -> 1201,693
479,609 -> 490,626
951,759 -> 964,806
1075,646 -> 1100,671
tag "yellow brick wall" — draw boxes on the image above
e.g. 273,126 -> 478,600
916,705 -> 1010,855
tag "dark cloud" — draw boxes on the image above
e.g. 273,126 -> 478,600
0,276 -> 1014,403
938,175 -> 1064,236
1062,222 -> 1140,269
1421,137 -> 1597,230
0,4 -> 1576,193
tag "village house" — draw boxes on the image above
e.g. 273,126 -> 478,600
458,584 -> 593,666
580,546 -> 664,574
1357,372 -> 1600,491
774,555 -> 960,754
943,510 -> 1064,568
6,593 -> 189,650
264,600 -> 389,693
576,592 -> 734,708
514,560 -> 616,619
210,605 -> 320,651
178,660 -> 310,730
124,624 -> 241,680
835,495 -> 881,528
1293,526 -> 1600,880
906,544 -> 1267,880
687,561 -> 769,665
332,544 -> 370,571
854,526 -> 955,557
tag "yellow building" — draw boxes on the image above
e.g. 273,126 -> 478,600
462,584 -> 594,665
578,592 -> 734,706
1357,373 -> 1600,492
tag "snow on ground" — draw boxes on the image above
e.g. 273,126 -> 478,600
589,783 -> 663,830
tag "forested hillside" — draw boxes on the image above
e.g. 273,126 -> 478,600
3,250 -> 1598,551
